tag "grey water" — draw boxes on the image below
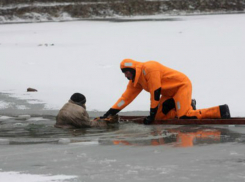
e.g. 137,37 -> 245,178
1,115 -> 245,146
1,115 -> 245,182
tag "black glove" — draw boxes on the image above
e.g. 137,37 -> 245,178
143,116 -> 154,125
143,106 -> 158,125
101,108 -> 120,119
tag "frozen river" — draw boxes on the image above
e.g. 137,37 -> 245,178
1,114 -> 245,182
1,13 -> 245,181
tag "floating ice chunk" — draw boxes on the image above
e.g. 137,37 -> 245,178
58,138 -> 71,144
0,139 -> 10,145
27,100 -> 43,104
13,123 -> 28,128
16,115 -> 31,120
0,116 -> 13,121
16,105 -> 29,110
26,117 -> 49,121
0,101 -> 10,109
71,141 -> 99,145
230,151 -> 239,156
13,123 -> 24,127
99,158 -> 117,165
126,170 -> 138,174
76,153 -> 87,158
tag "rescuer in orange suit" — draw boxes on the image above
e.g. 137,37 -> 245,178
101,59 -> 231,124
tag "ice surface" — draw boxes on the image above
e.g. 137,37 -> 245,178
0,14 -> 245,182
0,14 -> 245,116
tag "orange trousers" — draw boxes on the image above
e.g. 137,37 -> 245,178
155,77 -> 221,120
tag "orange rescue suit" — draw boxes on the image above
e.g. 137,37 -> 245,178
111,59 -> 221,119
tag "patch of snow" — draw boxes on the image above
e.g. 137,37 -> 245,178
0,171 -> 77,182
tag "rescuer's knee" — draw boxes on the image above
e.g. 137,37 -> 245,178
162,98 -> 175,115
179,115 -> 198,119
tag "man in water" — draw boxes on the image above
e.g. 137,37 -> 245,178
100,59 -> 230,124
55,93 -> 113,128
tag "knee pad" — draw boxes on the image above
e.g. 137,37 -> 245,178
162,98 -> 175,115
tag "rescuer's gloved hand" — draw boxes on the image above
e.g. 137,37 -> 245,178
100,108 -> 120,119
143,107 -> 158,125
143,116 -> 154,125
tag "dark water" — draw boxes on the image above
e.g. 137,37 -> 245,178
1,115 -> 245,147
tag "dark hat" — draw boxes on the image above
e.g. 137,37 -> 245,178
70,93 -> 86,105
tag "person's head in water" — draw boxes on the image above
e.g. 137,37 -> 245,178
70,93 -> 86,106
121,68 -> 136,81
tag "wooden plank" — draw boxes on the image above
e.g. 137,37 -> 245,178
119,116 -> 245,125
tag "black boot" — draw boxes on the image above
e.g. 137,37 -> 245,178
219,104 -> 231,119
191,99 -> 196,110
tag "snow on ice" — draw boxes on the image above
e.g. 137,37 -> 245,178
1,14 -> 244,116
